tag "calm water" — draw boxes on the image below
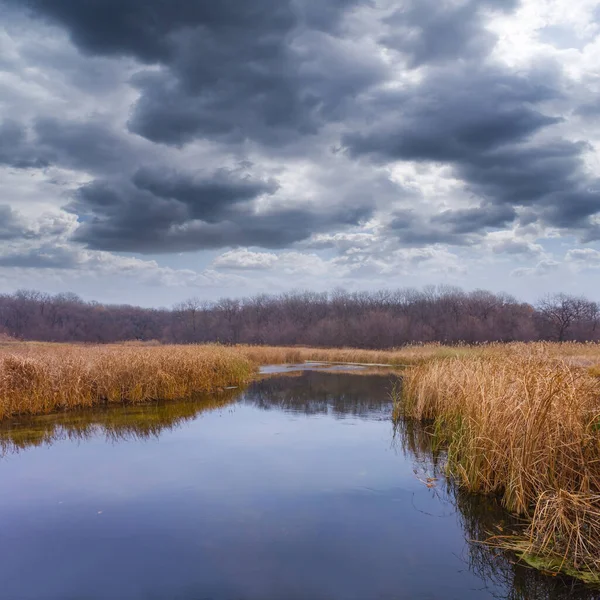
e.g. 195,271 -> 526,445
0,370 -> 596,600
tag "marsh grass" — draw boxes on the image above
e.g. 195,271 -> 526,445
401,343 -> 600,581
0,344 -> 254,420
2,339 -> 600,582
236,342 -> 600,370
2,341 -> 599,421
234,343 -> 486,366
393,415 -> 599,598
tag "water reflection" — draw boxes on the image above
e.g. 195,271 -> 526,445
0,371 -> 398,455
0,388 -> 241,455
245,370 -> 401,418
0,370 -> 597,600
394,417 -> 600,600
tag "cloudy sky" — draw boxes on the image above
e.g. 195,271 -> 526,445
1,0 -> 599,306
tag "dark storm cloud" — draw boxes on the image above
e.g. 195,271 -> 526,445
456,140 -> 586,204
0,120 -> 49,169
0,117 -> 142,173
576,102 -> 600,119
387,202 -> 518,251
345,65 -> 560,161
15,0 -> 296,62
127,25 -> 383,147
16,0 -> 377,147
67,171 -> 373,252
2,0 -> 383,253
345,63 -> 600,241
3,0 -> 598,256
34,117 -> 140,172
67,180 -> 187,252
461,143 -> 600,232
431,204 -> 517,233
537,188 -> 600,230
382,0 -> 519,66
131,167 -> 279,223
388,210 -> 480,246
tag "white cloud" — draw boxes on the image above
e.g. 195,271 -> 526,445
491,237 -> 545,257
213,249 -> 329,276
565,247 -> 600,268
212,249 -> 279,271
511,259 -> 561,278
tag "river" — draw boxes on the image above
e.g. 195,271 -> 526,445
0,368 -> 595,600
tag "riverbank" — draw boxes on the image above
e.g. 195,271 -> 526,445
1,341 -> 599,418
1,340 -> 600,584
400,344 -> 600,584
0,344 -> 254,420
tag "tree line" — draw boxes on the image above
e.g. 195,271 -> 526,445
0,287 -> 598,347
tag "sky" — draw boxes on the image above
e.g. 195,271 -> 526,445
0,0 -> 599,307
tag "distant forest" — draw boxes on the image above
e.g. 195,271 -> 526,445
0,287 -> 598,347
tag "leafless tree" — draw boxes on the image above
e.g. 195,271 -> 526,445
1,287 -> 598,346
536,293 -> 597,341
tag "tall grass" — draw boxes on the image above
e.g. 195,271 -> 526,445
235,342 -> 600,371
233,343 -> 482,366
0,344 -> 254,420
2,341 -> 598,422
401,344 -> 600,580
2,339 -> 600,580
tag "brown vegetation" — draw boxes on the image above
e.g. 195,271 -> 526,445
236,341 -> 600,370
2,339 -> 600,581
234,344 -> 444,366
2,341 -> 599,422
0,341 -> 454,421
401,343 -> 600,581
0,344 -> 254,420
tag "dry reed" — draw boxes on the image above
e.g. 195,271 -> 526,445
2,339 -> 600,578
235,342 -> 600,371
0,344 -> 254,420
233,343 -> 481,366
401,343 -> 600,580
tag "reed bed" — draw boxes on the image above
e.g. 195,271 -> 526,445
401,343 -> 600,580
2,339 -> 600,579
235,342 -> 600,371
0,344 -> 254,420
233,343 -> 483,366
2,342 -> 598,422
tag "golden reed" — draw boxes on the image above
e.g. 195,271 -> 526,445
1,340 -> 600,579
401,343 -> 600,581
0,344 -> 254,420
0,341 -> 459,420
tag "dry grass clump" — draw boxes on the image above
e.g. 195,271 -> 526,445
0,344 -> 254,420
234,343 -> 482,367
588,365 -> 600,378
522,490 -> 600,579
401,343 -> 600,580
236,342 -> 600,371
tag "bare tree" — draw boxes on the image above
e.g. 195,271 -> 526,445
173,297 -> 207,342
536,293 -> 596,341
1,287 -> 598,347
